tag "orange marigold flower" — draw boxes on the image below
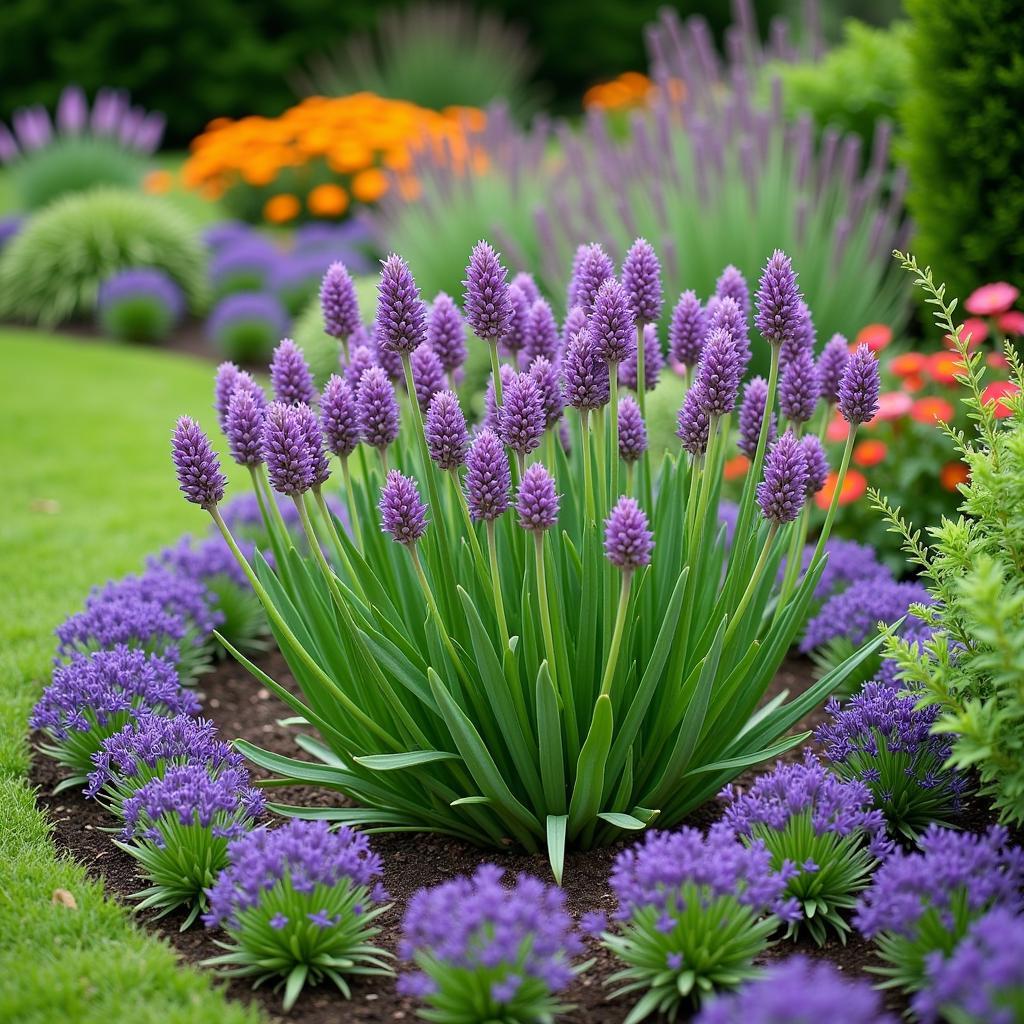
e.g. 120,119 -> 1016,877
724,455 -> 749,481
911,396 -> 955,424
981,380 -> 1020,418
853,439 -> 887,467
142,169 -> 174,195
352,167 -> 389,203
939,461 -> 969,491
855,323 -> 892,352
263,193 -> 300,224
998,310 -> 1024,336
307,183 -> 349,218
815,469 -> 867,510
889,352 -> 928,377
965,281 -> 1019,316
929,351 -> 966,385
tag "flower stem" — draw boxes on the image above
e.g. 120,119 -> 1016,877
339,455 -> 363,551
409,546 -> 472,688
533,532 -> 558,690
608,365 -> 620,501
599,571 -> 633,698
485,519 -> 510,653
724,522 -> 779,647
580,409 -> 596,524
811,428 -> 857,565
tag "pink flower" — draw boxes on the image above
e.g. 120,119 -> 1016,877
998,310 -> 1024,336
965,282 -> 1019,317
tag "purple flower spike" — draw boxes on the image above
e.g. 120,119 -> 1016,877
344,343 -> 376,390
562,330 -> 610,411
499,372 -> 545,456
410,344 -> 445,413
524,299 -> 560,366
172,417 -> 226,509
320,375 -> 360,459
463,241 -> 512,343
778,345 -> 820,424
569,243 -> 614,313
708,294 -> 752,367
677,384 -> 711,457
561,305 -> 588,351
372,322 -> 404,381
618,396 -> 647,464
622,238 -> 663,325
817,334 -> 850,404
214,362 -> 243,431
502,282 -> 531,357
715,264 -> 750,320
320,262 -> 360,341
800,435 -> 829,499
780,299 -> 816,369
516,463 -> 560,533
604,496 -> 653,570
262,403 -> 314,496
294,404 -> 330,487
511,271 -> 540,305
270,339 -> 316,407
757,431 -> 809,524
695,327 -> 744,416
668,291 -> 707,368
465,429 -> 510,522
755,249 -> 802,348
838,345 -> 880,425
427,292 -> 466,373
619,323 -> 663,392
226,387 -> 266,467
376,253 -> 426,355
379,470 -> 428,546
589,277 -> 636,366
356,367 -> 400,450
528,356 -> 564,429
483,364 -> 517,431
425,391 -> 469,470
738,376 -> 776,460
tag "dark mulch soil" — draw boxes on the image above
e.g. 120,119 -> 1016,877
33,650 -> 992,1023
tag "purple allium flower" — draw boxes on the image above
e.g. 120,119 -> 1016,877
524,299 -> 560,365
482,364 -> 517,432
604,496 -> 653,570
668,290 -> 707,368
463,241 -> 512,342
376,253 -> 426,354
511,271 -> 540,305
499,372 -> 545,455
294,403 -> 330,488
262,402 -> 315,496
694,327 -> 744,416
427,292 -> 467,373
780,300 -> 816,369
516,463 -> 559,533
320,374 -> 360,459
172,416 -> 226,509
619,323 -> 663,391
799,435 -> 829,499
501,282 -> 532,358
226,386 -> 266,467
622,238 -> 663,324
714,265 -> 750,321
561,305 -> 589,351
562,330 -> 610,411
464,429 -> 510,522
677,384 -> 711,457
425,390 -> 469,470
737,376 -> 775,460
590,277 -> 636,365
695,956 -> 894,1024
410,343 -> 445,413
97,268 -> 184,341
149,534 -> 250,592
528,355 -> 564,429
379,470 -> 428,546
757,431 -> 809,524
320,261 -> 361,340
214,362 -> 244,430
568,243 -> 614,313
207,293 -> 289,363
754,250 -> 802,348
55,593 -> 185,664
838,344 -> 881,425
343,342 -> 376,390
356,367 -> 400,450
778,346 -> 820,424
618,396 -> 647,464
270,339 -> 316,407
817,334 -> 850,404
707,295 -> 751,365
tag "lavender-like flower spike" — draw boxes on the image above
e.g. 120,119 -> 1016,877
528,356 -> 564,429
516,463 -> 559,533
499,372 -> 545,455
621,238 -> 663,324
817,334 -> 850,403
754,249 -> 802,348
356,366 -> 400,450
372,321 -> 404,381
618,396 -> 647,464
463,241 -> 512,342
225,387 -> 266,467
343,343 -> 376,390
172,417 -> 226,508
695,327 -> 744,416
619,323 -> 663,391
562,329 -> 610,411
464,429 -> 510,522
677,384 -> 711,457
483,364 -> 517,431
604,496 -> 653,570
590,277 -> 636,364
707,294 -> 751,364
738,376 -> 776,460
425,390 -> 469,470
561,305 -> 588,351
294,404 -> 330,487
715,264 -> 750,320
780,299 -> 816,368
800,435 -> 829,499
262,403 -> 314,496
376,253 -> 426,354
757,431 -> 809,524
320,374 -> 360,459
668,290 -> 707,368
511,271 -> 540,305
427,292 -> 467,373
379,470 -> 428,546
410,343 -> 445,413
838,344 -> 881,425
501,282 -> 531,358
569,243 -> 615,313
778,345 -> 820,424
524,299 -> 560,365
214,362 -> 243,430
320,261 -> 360,341
270,339 -> 316,406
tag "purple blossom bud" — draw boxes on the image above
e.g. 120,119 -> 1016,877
781,299 -> 816,368
510,272 -> 540,305
463,241 -> 512,342
562,330 -> 610,411
817,334 -> 850,403
569,243 -> 614,313
838,345 -> 880,425
356,367 -> 400,450
501,283 -> 531,357
800,435 -> 829,499
527,356 -> 564,430
516,463 -> 559,532
755,249 -> 802,348
676,384 -> 711,457
757,431 -> 809,524
262,403 -> 314,496
695,327 -> 744,416
270,339 -> 316,407
737,376 -> 776,460
425,391 -> 469,470
499,372 -> 545,456
320,375 -> 360,459
56,85 -> 88,136
294,404 -> 330,487
590,277 -> 636,365
618,396 -> 647,464
604,496 -> 653,569
225,387 -> 266,467
214,362 -> 243,431
376,253 -> 426,354
707,294 -> 751,365
483,364 -> 517,431
427,292 -> 466,373
372,321 -> 404,381
619,324 -> 663,391
715,264 -> 750,320
320,261 -> 360,340
668,291 -> 706,368
621,238 -> 663,324
410,344 -> 445,412
465,429 -> 510,522
561,305 -> 588,351
172,417 -> 226,508
778,345 -> 820,423
344,343 -> 376,390
524,299 -> 560,365
379,470 -> 428,545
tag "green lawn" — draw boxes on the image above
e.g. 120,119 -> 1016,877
0,330 -> 258,1023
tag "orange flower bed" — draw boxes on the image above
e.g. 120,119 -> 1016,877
583,72 -> 686,112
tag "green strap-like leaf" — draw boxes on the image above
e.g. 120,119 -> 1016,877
547,814 -> 568,885
535,662 -> 566,814
567,694 -> 614,841
353,750 -> 459,771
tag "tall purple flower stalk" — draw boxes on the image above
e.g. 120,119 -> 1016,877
427,292 -> 467,374
320,262 -> 361,342
754,250 -> 802,348
376,253 -> 426,354
463,241 -> 512,342
499,371 -> 546,456
465,430 -> 510,522
379,470 -> 428,546
517,464 -> 560,533
838,345 -> 881,425
524,299 -> 560,365
172,417 -> 226,509
757,432 -> 809,524
320,375 -> 360,459
590,277 -> 636,365
568,243 -> 614,313
425,391 -> 469,470
621,238 -> 663,325
270,339 -> 316,407
737,377 -> 775,460
669,290 -> 706,368
356,367 -> 400,451
562,330 -> 610,411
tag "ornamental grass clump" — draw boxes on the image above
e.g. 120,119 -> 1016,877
815,682 -> 968,839
203,820 -> 390,1011
117,763 -> 264,928
397,865 -> 585,1024
601,824 -> 798,1019
720,753 -> 891,946
168,242 -> 883,877
854,824 -> 1024,996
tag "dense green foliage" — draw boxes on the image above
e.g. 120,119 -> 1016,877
901,0 -> 1024,300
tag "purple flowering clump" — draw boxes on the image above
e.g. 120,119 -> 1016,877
410,343 -> 445,413
97,268 -> 184,343
778,345 -> 820,424
172,416 -> 226,509
210,237 -> 280,295
262,402 -> 315,496
511,271 -> 540,304
817,334 -> 850,403
397,865 -> 584,1021
677,383 -> 711,457
501,282 -> 532,358
604,497 -> 653,570
714,265 -> 750,320
669,290 -> 707,368
294,402 -> 330,488
463,241 -> 512,342
379,470 -> 428,546
524,299 -> 560,365
343,342 -> 376,390
226,386 -> 266,468
695,956 -> 894,1024
207,292 -> 289,364
214,361 -> 243,429
561,304 -> 588,350
516,463 -> 559,533
482,363 -> 517,431
622,238 -> 663,324
838,344 -> 881,425
320,374 -> 360,459
757,431 -> 809,524
617,396 -> 647,465
568,242 -> 614,313
707,295 -> 751,364
619,323 -> 663,391
754,250 -> 802,348
816,682 -> 968,838
427,292 -> 467,374
913,908 -> 1024,1024
499,372 -> 546,456
372,320 -> 405,381
465,429 -> 511,522
561,329 -> 610,411
799,435 -> 829,499
320,261 -> 360,340
425,390 -> 469,470
589,277 -> 636,365
695,327 -> 744,416
149,534 -> 249,592
737,376 -> 775,460
376,253 -> 426,354
356,366 -> 400,451
270,338 -> 317,407
527,356 -> 563,429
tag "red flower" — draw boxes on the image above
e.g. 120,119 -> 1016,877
724,455 -> 749,481
929,351 -> 966,385
855,323 -> 892,352
853,439 -> 887,467
890,352 -> 928,377
940,461 -> 969,491
868,391 -> 913,424
815,469 -> 867,510
998,310 -> 1024,337
911,396 -> 955,424
965,282 -> 1019,316
826,415 -> 850,443
987,353 -> 1010,370
981,380 -> 1019,418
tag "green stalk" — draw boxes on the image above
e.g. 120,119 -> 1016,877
533,532 -> 559,694
810,428 -> 857,565
310,487 -> 366,602
593,405 -> 607,512
488,342 -> 505,408
580,409 -> 596,524
691,413 -> 721,554
294,494 -> 352,612
252,463 -> 291,543
485,519 -> 511,653
409,546 -> 472,689
636,322 -> 654,514
777,503 -> 812,611
448,467 -> 487,578
608,365 -> 620,501
599,571 -> 633,697
339,455 -> 363,550
724,522 -> 779,647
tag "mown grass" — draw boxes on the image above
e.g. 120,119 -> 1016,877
0,329 -> 258,1023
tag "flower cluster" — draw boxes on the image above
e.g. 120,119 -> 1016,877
97,268 -> 184,344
